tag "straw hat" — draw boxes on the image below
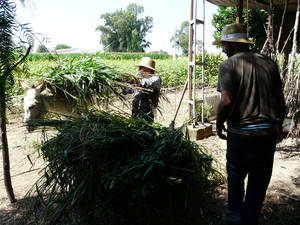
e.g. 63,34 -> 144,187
213,23 -> 253,45
137,57 -> 156,71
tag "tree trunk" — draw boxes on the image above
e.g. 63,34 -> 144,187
282,50 -> 289,81
0,81 -> 16,203
276,0 -> 288,56
261,0 -> 275,57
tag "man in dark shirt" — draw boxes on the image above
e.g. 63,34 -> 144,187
214,23 -> 286,225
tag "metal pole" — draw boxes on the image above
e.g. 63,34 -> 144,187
236,0 -> 244,24
201,0 -> 205,124
170,78 -> 189,128
188,0 -> 194,121
193,0 -> 197,126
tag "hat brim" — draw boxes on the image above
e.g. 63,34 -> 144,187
136,64 -> 156,71
213,38 -> 253,45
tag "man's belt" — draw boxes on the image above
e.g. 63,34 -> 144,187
227,127 -> 275,136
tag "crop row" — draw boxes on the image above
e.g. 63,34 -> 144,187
15,53 -> 224,90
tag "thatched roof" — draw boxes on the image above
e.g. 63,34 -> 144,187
207,0 -> 298,11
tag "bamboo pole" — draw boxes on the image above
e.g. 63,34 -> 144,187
261,0 -> 274,57
286,0 -> 300,87
276,0 -> 288,58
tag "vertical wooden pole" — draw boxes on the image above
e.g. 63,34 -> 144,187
276,0 -> 288,55
236,0 -> 244,24
286,0 -> 300,87
188,0 -> 194,121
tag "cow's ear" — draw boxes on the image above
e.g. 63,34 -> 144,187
35,81 -> 46,94
18,80 -> 30,91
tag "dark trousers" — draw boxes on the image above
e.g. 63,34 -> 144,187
225,131 -> 276,225
132,92 -> 154,122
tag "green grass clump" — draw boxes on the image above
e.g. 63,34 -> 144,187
27,111 -> 224,225
22,56 -> 136,109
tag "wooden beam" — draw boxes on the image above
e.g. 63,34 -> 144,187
236,0 -> 244,23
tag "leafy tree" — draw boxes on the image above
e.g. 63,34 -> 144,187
170,21 -> 189,55
96,3 -> 153,52
212,7 -> 268,52
212,7 -> 300,54
36,44 -> 49,53
55,44 -> 72,50
170,20 -> 203,56
0,0 -> 32,203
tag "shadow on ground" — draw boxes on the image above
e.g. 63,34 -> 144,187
0,185 -> 227,225
0,196 -> 37,225
262,189 -> 300,225
276,142 -> 300,159
1,182 -> 300,225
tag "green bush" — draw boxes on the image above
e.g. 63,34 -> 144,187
95,51 -> 171,60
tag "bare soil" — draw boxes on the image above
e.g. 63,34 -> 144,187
0,89 -> 300,225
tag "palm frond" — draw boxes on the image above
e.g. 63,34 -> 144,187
0,0 -> 18,73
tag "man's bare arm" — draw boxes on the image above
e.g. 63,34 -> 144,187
216,90 -> 233,140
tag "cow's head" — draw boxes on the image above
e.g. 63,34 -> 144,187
19,80 -> 46,131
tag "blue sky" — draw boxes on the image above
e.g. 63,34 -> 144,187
16,0 -> 221,54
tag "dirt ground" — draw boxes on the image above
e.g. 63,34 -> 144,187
0,88 -> 300,225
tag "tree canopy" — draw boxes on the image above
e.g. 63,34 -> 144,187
96,3 -> 153,52
170,21 -> 190,55
36,44 -> 49,53
212,7 -> 269,52
170,20 -> 203,56
55,44 -> 72,50
212,7 -> 300,54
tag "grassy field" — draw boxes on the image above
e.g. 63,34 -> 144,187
15,52 -> 224,90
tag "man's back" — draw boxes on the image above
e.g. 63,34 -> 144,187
217,51 -> 285,126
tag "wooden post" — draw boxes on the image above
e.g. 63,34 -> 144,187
286,0 -> 300,87
236,0 -> 243,24
188,0 -> 194,121
276,0 -> 288,55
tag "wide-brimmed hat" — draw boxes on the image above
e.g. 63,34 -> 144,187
137,57 -> 156,71
213,23 -> 253,45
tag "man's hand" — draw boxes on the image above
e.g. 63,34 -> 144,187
216,123 -> 227,140
216,90 -> 232,140
129,77 -> 140,86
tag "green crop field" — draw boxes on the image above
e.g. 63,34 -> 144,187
14,52 -> 224,96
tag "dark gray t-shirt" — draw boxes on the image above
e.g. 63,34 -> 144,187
217,51 -> 285,126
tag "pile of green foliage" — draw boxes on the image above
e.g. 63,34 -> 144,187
17,52 -> 223,103
21,56 -> 136,109
26,112 -> 224,225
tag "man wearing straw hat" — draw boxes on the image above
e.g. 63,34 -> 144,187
129,57 -> 161,122
214,23 -> 286,225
